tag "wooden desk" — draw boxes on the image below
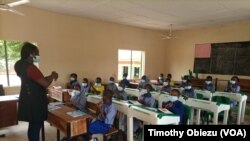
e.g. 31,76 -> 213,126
0,95 -> 18,128
47,105 -> 91,141
48,88 -> 71,102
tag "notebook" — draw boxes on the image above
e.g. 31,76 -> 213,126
67,110 -> 87,118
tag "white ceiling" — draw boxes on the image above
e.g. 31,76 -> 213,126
25,0 -> 250,31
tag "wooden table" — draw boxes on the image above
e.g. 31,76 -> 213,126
47,105 -> 91,141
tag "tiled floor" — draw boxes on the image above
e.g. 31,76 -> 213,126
1,103 -> 250,141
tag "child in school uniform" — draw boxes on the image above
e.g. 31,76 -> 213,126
137,75 -> 149,89
203,76 -> 215,92
180,75 -> 189,88
181,80 -> 196,98
120,73 -> 130,88
77,90 -> 117,141
157,73 -> 164,85
106,77 -> 118,92
70,78 -> 89,112
91,77 -> 105,95
167,73 -> 175,86
225,76 -> 241,93
162,89 -> 185,125
133,84 -> 155,136
66,73 -> 81,90
160,78 -> 172,93
114,82 -> 128,100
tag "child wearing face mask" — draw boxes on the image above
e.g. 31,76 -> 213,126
91,77 -> 105,95
225,76 -> 240,93
78,90 -> 117,141
70,78 -> 89,112
203,76 -> 215,92
181,80 -> 196,98
160,78 -> 172,93
106,77 -> 118,92
114,82 -> 128,100
157,73 -> 164,85
137,75 -> 149,89
180,75 -> 189,88
162,89 -> 185,125
66,73 -> 81,90
120,73 -> 130,88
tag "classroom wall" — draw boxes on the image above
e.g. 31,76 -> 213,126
165,20 -> 250,90
0,6 -> 166,94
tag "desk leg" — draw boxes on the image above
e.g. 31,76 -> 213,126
213,113 -> 218,125
41,122 -> 45,141
127,116 -> 133,141
196,109 -> 201,125
67,123 -> 71,141
241,100 -> 246,124
190,109 -> 194,125
57,129 -> 60,141
223,110 -> 229,125
237,102 -> 242,125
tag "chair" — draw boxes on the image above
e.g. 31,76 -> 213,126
196,93 -> 204,100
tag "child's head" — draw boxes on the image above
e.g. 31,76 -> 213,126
182,75 -> 188,83
103,90 -> 113,105
205,76 -> 212,84
141,75 -> 147,82
185,80 -> 192,90
145,84 -> 153,92
230,76 -> 239,84
96,77 -> 102,84
70,73 -> 77,81
109,77 -> 115,83
163,78 -> 170,86
82,78 -> 88,87
159,73 -> 164,77
123,73 -> 128,79
118,82 -> 125,91
170,89 -> 181,98
167,73 -> 172,80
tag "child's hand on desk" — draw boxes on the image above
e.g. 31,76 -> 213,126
165,101 -> 173,109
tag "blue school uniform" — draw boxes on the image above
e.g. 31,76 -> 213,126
81,85 -> 90,95
71,92 -> 87,112
161,85 -> 172,93
203,83 -> 215,92
107,83 -> 117,92
181,82 -> 187,88
225,84 -> 240,108
139,92 -> 155,107
115,90 -> 128,100
182,89 -> 196,98
70,80 -> 81,90
89,102 -> 117,134
121,79 -> 130,87
168,101 -> 185,125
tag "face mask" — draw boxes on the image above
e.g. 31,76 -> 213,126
205,81 -> 211,84
169,96 -> 178,102
141,79 -> 146,83
123,77 -> 126,79
117,86 -> 124,91
82,83 -> 88,87
182,80 -> 187,83
70,77 -> 75,81
95,83 -> 101,86
185,86 -> 192,90
159,77 -> 163,80
230,80 -> 236,85
33,55 -> 40,63
163,82 -> 169,86
108,81 -> 114,84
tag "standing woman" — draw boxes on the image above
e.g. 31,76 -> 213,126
14,42 -> 58,141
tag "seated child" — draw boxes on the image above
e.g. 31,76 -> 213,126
114,82 -> 128,100
167,73 -> 175,87
225,76 -> 241,108
91,77 -> 105,95
70,78 -> 89,112
120,73 -> 130,88
203,76 -> 215,92
106,77 -> 118,92
180,75 -> 188,88
66,73 -> 81,90
181,80 -> 196,98
157,73 -> 164,85
162,89 -> 185,125
160,78 -> 172,93
137,75 -> 149,89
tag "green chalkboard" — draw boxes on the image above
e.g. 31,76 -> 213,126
193,41 -> 250,76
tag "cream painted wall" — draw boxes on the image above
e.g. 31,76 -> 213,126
165,20 -> 250,90
0,6 -> 166,94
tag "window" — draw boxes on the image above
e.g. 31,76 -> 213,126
118,49 -> 145,80
0,40 -> 27,87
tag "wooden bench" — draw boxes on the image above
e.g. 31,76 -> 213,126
190,78 -> 218,90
